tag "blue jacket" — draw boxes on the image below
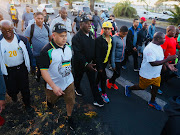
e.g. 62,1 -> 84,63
148,24 -> 156,40
111,35 -> 126,69
0,69 -> 6,100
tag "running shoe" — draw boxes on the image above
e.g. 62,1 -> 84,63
148,101 -> 162,111
75,89 -> 83,96
122,65 -> 127,69
150,86 -> 163,95
134,68 -> 139,72
101,93 -> 110,103
157,89 -> 163,95
112,83 -> 118,90
93,100 -> 104,107
106,79 -> 113,89
66,116 -> 75,130
98,84 -> 102,92
125,85 -> 131,97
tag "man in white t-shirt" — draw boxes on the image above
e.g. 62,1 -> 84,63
124,32 -> 177,111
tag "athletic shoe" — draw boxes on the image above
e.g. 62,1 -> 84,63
125,85 -> 131,97
98,85 -> 102,92
150,86 -> 163,95
122,65 -> 127,69
66,116 -> 75,130
106,79 -> 113,89
134,68 -> 139,72
112,83 -> 118,90
75,89 -> 83,96
148,101 -> 162,111
101,93 -> 110,103
93,100 -> 104,107
157,89 -> 163,95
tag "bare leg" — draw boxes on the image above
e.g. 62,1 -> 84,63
66,103 -> 74,117
129,84 -> 144,90
150,85 -> 158,102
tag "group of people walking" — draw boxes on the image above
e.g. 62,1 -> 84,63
0,5 -> 180,132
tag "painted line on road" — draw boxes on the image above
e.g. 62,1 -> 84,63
106,69 -> 167,111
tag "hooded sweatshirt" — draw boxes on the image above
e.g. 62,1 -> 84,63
161,96 -> 180,135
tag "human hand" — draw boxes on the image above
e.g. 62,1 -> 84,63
0,100 -> 5,113
86,64 -> 97,72
52,86 -> 65,96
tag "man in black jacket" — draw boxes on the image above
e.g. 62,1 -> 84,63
123,19 -> 139,71
72,16 -> 104,107
137,22 -> 148,56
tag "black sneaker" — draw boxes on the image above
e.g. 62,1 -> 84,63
66,116 -> 75,130
93,100 -> 104,107
75,89 -> 83,96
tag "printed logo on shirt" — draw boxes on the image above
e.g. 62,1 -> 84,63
18,47 -> 22,51
58,61 -> 71,77
9,50 -> 17,57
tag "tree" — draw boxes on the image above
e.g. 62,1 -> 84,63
113,0 -> 137,18
90,0 -> 95,11
138,0 -> 149,11
168,5 -> 180,25
56,0 -> 60,7
38,0 -> 41,5
31,0 -> 33,4
46,0 -> 48,4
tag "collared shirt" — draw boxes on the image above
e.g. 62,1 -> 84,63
22,12 -> 34,28
39,40 -> 73,91
50,17 -> 72,45
24,24 -> 52,56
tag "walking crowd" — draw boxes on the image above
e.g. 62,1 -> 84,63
0,4 -> 180,134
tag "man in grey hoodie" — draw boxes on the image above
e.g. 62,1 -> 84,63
161,96 -> 180,135
92,10 -> 102,33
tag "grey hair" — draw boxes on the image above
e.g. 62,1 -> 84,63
0,20 -> 13,28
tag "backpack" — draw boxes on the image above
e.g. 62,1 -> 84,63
104,11 -> 109,18
29,24 -> 50,44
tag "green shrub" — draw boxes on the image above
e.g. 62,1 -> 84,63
168,5 -> 180,25
113,0 -> 137,18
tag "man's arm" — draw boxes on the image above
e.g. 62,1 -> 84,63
21,20 -> 24,32
72,22 -> 76,34
41,70 -> 65,96
150,55 -> 177,66
111,37 -> 117,70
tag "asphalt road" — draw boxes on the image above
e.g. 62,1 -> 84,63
1,1 -> 180,135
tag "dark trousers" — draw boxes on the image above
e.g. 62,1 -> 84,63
96,63 -> 107,94
4,62 -> 30,106
109,62 -> 122,84
123,49 -> 138,69
35,56 -> 41,79
73,61 -> 102,102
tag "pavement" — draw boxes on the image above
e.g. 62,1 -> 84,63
1,1 -> 180,135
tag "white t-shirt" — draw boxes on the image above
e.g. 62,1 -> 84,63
139,42 -> 164,79
1,36 -> 24,67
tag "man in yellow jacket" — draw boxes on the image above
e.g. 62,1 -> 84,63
9,4 -> 19,28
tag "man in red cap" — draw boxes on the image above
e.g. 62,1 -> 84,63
138,17 -> 146,31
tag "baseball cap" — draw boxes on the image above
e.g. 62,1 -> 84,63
80,15 -> 92,22
140,17 -> 146,22
52,23 -> 67,33
102,22 -> 112,28
178,24 -> 180,27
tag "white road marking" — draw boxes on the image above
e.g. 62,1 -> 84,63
106,69 -> 167,111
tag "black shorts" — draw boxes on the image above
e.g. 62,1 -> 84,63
12,19 -> 19,24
